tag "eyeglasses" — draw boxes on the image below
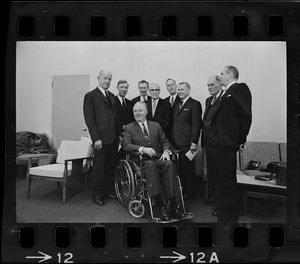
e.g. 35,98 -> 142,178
150,89 -> 160,92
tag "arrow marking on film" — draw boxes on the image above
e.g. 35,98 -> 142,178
160,251 -> 186,263
25,251 -> 52,263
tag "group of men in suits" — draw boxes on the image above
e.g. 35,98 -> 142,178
202,66 -> 252,223
83,65 -> 252,223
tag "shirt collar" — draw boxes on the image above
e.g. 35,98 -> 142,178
137,120 -> 148,130
98,86 -> 107,96
117,94 -> 125,103
141,95 -> 148,101
170,94 -> 177,102
181,95 -> 190,105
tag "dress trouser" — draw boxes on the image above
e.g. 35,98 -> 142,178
175,145 -> 197,198
142,159 -> 180,202
210,145 -> 240,220
92,141 -> 118,198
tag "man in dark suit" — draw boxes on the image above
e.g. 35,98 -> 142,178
146,83 -> 172,140
115,79 -> 134,159
83,69 -> 120,206
115,79 -> 134,131
131,80 -> 150,103
165,78 -> 181,109
172,82 -> 203,200
202,66 -> 252,223
164,79 -> 181,139
201,75 -> 223,204
122,101 -> 186,221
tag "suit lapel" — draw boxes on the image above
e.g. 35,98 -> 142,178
95,87 -> 110,105
147,121 -> 155,145
203,96 -> 213,119
209,85 -> 236,118
175,97 -> 191,116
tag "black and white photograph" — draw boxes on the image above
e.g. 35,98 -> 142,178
15,41 -> 287,224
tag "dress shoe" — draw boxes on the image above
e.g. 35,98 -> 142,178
211,210 -> 222,217
109,192 -> 117,198
170,206 -> 186,220
93,196 -> 105,206
160,206 -> 171,222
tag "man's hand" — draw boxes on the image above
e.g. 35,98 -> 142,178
94,139 -> 103,151
190,143 -> 197,154
143,147 -> 156,157
160,151 -> 171,161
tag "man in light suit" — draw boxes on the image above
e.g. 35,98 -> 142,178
201,75 -> 223,204
203,66 -> 252,223
146,83 -> 172,140
83,69 -> 120,206
122,101 -> 186,221
172,82 -> 203,200
131,80 -> 150,103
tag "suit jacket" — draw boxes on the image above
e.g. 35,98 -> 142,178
115,96 -> 134,132
172,97 -> 203,147
202,82 -> 252,149
164,95 -> 181,139
165,95 -> 181,110
83,88 -> 120,144
146,97 -> 172,139
122,120 -> 171,162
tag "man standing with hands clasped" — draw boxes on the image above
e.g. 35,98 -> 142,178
83,69 -> 120,206
203,66 -> 252,223
172,82 -> 202,200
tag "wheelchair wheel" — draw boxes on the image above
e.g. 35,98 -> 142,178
129,200 -> 145,218
115,160 -> 135,207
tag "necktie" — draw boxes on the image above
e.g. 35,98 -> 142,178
179,101 -> 183,110
142,123 -> 149,137
143,97 -> 146,101
152,99 -> 157,117
105,90 -> 111,105
170,96 -> 174,107
211,96 -> 217,105
142,123 -> 151,145
122,98 -> 126,107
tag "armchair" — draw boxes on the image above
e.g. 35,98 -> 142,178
27,140 -> 93,204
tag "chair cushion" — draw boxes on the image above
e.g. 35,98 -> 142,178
56,140 -> 92,164
240,141 -> 280,171
29,164 -> 72,178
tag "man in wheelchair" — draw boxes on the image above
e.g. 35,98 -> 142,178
122,101 -> 187,221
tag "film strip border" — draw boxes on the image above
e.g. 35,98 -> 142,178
4,1 -> 300,263
3,224 -> 294,262
8,1 -> 299,40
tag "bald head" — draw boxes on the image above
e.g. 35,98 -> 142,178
133,101 -> 148,123
207,75 -> 222,96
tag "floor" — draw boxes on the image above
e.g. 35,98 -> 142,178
16,177 -> 286,224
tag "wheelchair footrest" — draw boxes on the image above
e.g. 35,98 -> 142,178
181,212 -> 194,220
152,217 -> 180,224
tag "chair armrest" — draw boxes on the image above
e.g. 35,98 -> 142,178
64,156 -> 93,162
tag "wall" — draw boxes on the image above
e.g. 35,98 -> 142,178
16,41 -> 286,143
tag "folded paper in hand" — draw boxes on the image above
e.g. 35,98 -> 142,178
185,148 -> 200,161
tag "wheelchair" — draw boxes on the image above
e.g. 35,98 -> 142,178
114,151 -> 193,223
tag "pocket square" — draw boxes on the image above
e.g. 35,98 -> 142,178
183,108 -> 189,111
227,94 -> 232,97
